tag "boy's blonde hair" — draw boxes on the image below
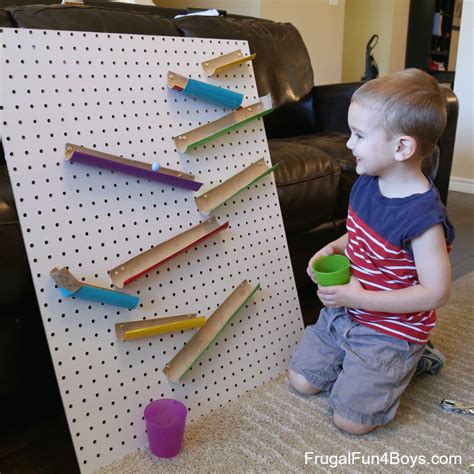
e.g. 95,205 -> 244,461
351,68 -> 447,157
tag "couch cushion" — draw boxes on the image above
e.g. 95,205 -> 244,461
289,132 -> 356,219
0,166 -> 17,224
6,4 -> 181,35
0,166 -> 31,310
269,136 -> 341,234
269,132 -> 356,233
175,16 -> 314,109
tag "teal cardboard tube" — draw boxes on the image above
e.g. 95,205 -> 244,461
59,285 -> 139,309
184,79 -> 244,109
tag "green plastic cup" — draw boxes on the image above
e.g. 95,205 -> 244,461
312,254 -> 351,286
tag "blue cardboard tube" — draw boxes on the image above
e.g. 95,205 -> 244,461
59,285 -> 139,309
184,79 -> 244,109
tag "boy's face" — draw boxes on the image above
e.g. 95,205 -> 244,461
346,102 -> 397,177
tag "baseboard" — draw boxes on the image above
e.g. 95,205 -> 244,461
449,176 -> 474,194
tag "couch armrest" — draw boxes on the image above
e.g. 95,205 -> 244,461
312,82 -> 362,134
436,87 -> 459,205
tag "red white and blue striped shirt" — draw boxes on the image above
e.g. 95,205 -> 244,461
345,175 -> 454,344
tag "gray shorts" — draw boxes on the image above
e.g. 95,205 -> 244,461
289,306 -> 425,426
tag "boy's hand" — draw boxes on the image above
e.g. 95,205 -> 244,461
317,276 -> 365,308
306,244 -> 337,284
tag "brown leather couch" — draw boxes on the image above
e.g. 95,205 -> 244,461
0,1 -> 459,431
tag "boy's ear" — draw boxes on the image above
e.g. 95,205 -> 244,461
394,136 -> 417,162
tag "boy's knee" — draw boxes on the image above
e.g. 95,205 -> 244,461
288,369 -> 321,395
333,412 -> 377,435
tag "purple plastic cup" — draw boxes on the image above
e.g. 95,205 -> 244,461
144,398 -> 187,458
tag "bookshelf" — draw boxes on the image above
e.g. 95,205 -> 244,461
405,0 -> 458,86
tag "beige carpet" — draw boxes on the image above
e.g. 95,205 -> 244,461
97,272 -> 473,473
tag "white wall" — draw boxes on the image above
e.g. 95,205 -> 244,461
155,0 -> 346,85
342,0 -> 409,82
154,0 -> 260,17
451,0 -> 474,190
448,29 -> 460,71
388,0 -> 409,73
260,0 -> 345,85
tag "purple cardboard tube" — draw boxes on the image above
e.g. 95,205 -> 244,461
69,149 -> 202,191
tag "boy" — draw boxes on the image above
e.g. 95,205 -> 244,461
289,69 -> 454,435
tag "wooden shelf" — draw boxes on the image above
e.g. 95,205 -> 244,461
405,0 -> 456,74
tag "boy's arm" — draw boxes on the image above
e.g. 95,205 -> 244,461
317,224 -> 451,313
332,232 -> 349,254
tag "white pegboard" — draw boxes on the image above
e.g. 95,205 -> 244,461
0,28 -> 304,472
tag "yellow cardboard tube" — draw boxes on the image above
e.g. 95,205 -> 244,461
118,316 -> 206,341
